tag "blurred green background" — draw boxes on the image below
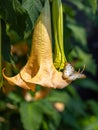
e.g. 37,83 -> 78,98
0,0 -> 98,130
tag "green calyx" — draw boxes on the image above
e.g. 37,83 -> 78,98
52,0 -> 67,70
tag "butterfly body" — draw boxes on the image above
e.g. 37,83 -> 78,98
62,63 -> 86,82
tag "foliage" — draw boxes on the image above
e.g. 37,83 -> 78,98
0,0 -> 98,130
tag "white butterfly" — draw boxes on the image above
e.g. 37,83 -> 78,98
62,62 -> 86,81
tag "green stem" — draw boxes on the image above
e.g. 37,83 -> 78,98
52,0 -> 61,68
52,0 -> 67,70
58,2 -> 67,70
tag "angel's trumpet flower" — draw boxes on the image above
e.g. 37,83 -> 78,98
19,0 -> 69,89
3,0 -> 85,91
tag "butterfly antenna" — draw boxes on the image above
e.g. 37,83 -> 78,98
78,68 -> 81,73
80,64 -> 86,73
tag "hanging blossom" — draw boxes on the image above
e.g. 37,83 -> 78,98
3,0 -> 85,91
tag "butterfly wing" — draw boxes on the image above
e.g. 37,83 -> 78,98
63,62 -> 86,81
63,63 -> 75,78
68,72 -> 86,81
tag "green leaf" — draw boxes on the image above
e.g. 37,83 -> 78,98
63,4 -> 76,17
0,0 -> 16,23
20,99 -> 61,130
22,0 -> 43,29
7,92 -> 23,104
75,78 -> 98,91
69,46 -> 97,75
47,90 -> 71,104
67,23 -> 87,50
20,101 -> 43,130
66,85 -> 80,98
81,116 -> 98,130
0,0 -> 27,40
69,0 -> 85,10
6,26 -> 21,44
12,0 -> 27,38
36,100 -> 61,127
1,22 -> 10,61
22,99 -> 61,129
67,98 -> 86,116
63,112 -> 80,129
13,0 -> 26,14
68,0 -> 93,17
63,15 -> 73,57
87,100 -> 98,116
0,100 -> 6,111
85,0 -> 97,14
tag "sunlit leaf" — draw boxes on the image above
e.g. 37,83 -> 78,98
80,116 -> 98,130
20,101 -> 43,130
20,100 -> 60,130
